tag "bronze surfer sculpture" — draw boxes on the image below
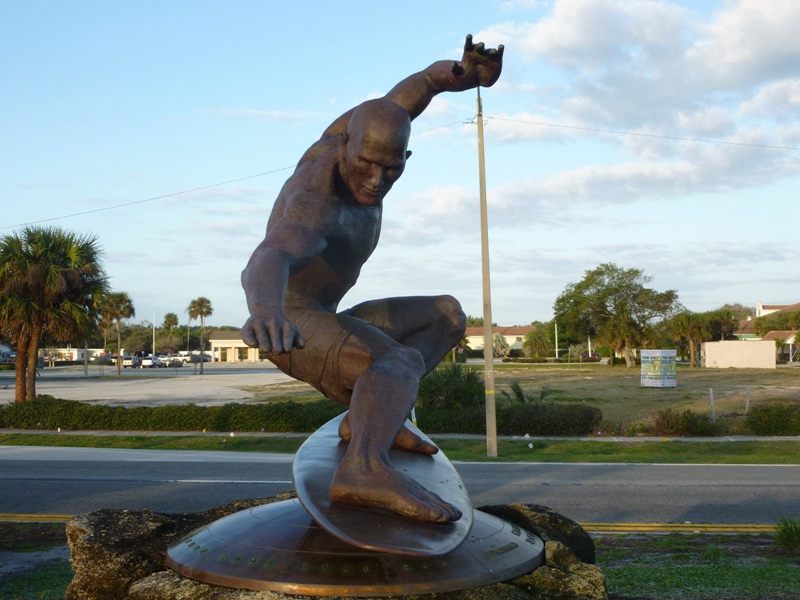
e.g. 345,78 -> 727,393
241,35 -> 503,524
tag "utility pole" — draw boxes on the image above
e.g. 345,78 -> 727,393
152,309 -> 156,356
476,87 -> 497,458
555,321 -> 559,360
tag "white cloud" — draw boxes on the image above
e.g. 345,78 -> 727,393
687,0 -> 800,89
739,79 -> 800,119
385,186 -> 479,243
675,107 -> 735,136
484,112 -> 577,143
492,134 -> 796,213
505,0 -> 691,70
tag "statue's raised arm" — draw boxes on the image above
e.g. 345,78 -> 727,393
386,34 -> 504,120
316,35 -> 503,141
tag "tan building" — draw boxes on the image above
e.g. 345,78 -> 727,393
756,300 -> 800,318
464,326 -> 534,351
702,340 -> 776,369
761,330 -> 798,362
208,330 -> 263,363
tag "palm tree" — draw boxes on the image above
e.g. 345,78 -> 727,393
162,312 -> 178,331
671,312 -> 709,368
187,297 -> 213,374
98,307 -> 114,351
101,292 -> 135,377
523,326 -> 550,357
0,226 -> 107,401
498,378 -> 552,404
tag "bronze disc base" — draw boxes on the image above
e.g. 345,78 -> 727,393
167,499 -> 544,597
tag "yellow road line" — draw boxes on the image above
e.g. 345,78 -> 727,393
580,522 -> 775,533
0,513 -> 71,523
0,513 -> 777,533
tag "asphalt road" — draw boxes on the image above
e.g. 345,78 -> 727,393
2,446 -> 797,523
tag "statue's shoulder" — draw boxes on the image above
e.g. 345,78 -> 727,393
297,135 -> 342,170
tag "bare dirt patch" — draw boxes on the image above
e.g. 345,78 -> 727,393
0,522 -> 69,579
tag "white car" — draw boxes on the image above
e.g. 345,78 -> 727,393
140,355 -> 163,368
121,356 -> 141,368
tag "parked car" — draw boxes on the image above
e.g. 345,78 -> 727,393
140,355 -> 163,368
164,354 -> 184,367
188,353 -> 212,363
121,356 -> 141,368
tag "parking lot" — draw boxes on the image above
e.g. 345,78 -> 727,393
0,361 -> 295,407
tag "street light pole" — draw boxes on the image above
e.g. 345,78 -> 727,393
476,87 -> 497,458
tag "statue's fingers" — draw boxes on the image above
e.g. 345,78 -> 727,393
281,325 -> 297,354
464,33 -> 474,52
487,45 -> 504,59
293,331 -> 306,350
267,322 -> 288,353
253,323 -> 274,353
241,325 -> 259,348
475,42 -> 485,54
451,61 -> 465,76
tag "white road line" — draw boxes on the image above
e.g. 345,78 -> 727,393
125,459 -> 206,462
171,479 -> 293,484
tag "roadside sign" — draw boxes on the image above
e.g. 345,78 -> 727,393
641,349 -> 677,387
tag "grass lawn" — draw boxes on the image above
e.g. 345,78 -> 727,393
235,362 -> 800,432
596,532 -> 800,599
491,362 -> 800,433
1,433 -> 798,464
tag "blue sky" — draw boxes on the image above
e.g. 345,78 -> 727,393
3,0 -> 798,329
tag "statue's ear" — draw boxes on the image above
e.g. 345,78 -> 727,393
406,150 -> 413,160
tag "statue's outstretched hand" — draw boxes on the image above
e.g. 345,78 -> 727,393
453,34 -> 504,88
242,309 -> 306,354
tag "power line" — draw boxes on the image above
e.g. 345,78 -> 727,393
1,166 -> 295,231
5,113 -> 796,231
488,117 -> 799,151
2,119 -> 467,231
411,119 -> 474,136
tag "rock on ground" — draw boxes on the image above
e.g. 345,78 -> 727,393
511,541 -> 608,600
478,503 -> 596,564
66,495 -> 607,600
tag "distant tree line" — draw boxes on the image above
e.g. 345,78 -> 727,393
0,225 -> 228,401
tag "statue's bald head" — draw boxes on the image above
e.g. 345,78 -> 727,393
342,99 -> 411,206
347,98 -> 411,152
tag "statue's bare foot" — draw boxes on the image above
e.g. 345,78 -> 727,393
330,456 -> 461,522
338,413 -> 438,454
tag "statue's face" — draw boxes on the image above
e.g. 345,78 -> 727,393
343,130 -> 407,207
343,115 -> 408,207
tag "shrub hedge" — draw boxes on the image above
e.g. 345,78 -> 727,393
501,357 -> 548,363
0,396 -> 347,433
417,363 -> 485,410
417,402 -> 602,436
746,403 -> 800,436
0,395 -> 602,436
650,408 -> 723,436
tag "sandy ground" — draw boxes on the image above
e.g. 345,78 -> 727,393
0,362 -> 296,407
